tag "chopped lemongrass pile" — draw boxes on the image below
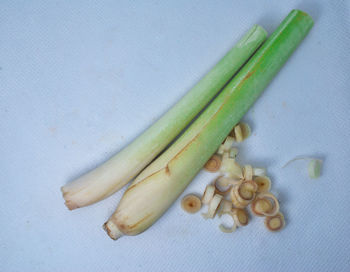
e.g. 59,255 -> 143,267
181,132 -> 285,233
283,156 -> 323,179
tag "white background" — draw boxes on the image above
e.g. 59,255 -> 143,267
1,1 -> 349,271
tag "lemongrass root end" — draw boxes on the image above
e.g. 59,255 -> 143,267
103,221 -> 124,240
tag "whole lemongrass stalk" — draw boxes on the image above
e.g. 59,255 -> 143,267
61,25 -> 267,210
105,10 -> 314,239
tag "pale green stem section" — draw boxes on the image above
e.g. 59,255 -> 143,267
105,9 -> 314,239
61,25 -> 267,210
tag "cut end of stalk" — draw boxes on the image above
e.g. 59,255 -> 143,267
103,220 -> 124,240
64,200 -> 79,210
61,187 -> 79,210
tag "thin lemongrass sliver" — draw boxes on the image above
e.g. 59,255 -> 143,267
201,185 -> 215,205
253,167 -> 266,177
243,165 -> 253,181
202,194 -> 223,219
218,199 -> 233,216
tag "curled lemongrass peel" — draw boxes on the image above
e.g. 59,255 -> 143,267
254,176 -> 271,193
201,185 -> 216,205
181,194 -> 202,213
219,212 -> 237,233
265,212 -> 285,232
104,11 -> 313,239
232,208 -> 249,226
202,194 -> 223,219
283,156 -> 323,179
204,155 -> 222,172
61,25 -> 268,210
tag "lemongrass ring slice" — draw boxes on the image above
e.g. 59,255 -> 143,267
251,198 -> 273,217
253,167 -> 266,177
201,194 -> 223,219
219,211 -> 237,233
265,212 -> 285,232
181,194 -> 202,214
230,186 -> 248,208
232,208 -> 249,226
214,176 -> 232,195
258,192 -> 280,217
237,180 -> 258,200
218,199 -> 233,216
243,165 -> 253,181
234,124 -> 243,142
254,176 -> 271,193
204,154 -> 221,172
201,185 -> 215,205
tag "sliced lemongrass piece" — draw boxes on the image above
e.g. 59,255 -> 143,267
220,176 -> 242,186
240,122 -> 251,140
214,176 -> 232,195
253,167 -> 266,177
217,145 -> 225,155
181,194 -> 202,213
204,154 -> 222,172
230,186 -> 248,208
219,212 -> 237,233
220,154 -> 243,179
234,124 -> 243,142
201,185 -> 215,205
223,136 -> 235,151
251,198 -> 273,216
265,212 -> 285,232
232,208 -> 249,226
237,180 -> 258,199
243,165 -> 253,181
229,147 -> 239,158
254,176 -> 271,193
202,194 -> 223,219
218,199 -> 233,216
255,192 -> 280,217
308,159 -> 322,179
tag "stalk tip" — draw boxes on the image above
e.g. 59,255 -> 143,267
103,220 -> 124,240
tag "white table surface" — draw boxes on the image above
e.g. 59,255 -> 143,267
1,1 -> 349,271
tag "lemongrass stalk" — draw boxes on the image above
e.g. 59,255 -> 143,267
105,10 -> 313,239
61,25 -> 267,210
